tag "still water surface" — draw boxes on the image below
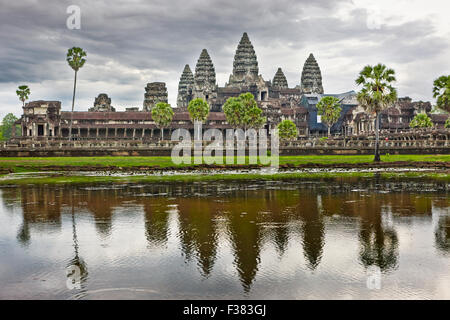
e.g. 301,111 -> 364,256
0,178 -> 449,299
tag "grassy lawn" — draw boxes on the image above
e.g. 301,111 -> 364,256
0,154 -> 448,173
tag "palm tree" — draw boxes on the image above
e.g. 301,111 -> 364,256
16,85 -> 30,107
67,47 -> 87,141
355,64 -> 397,162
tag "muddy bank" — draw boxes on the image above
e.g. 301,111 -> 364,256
4,161 -> 450,174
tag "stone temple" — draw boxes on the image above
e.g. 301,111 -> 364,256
12,32 -> 448,143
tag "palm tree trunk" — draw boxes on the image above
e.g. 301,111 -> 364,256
374,112 -> 381,162
69,70 -> 77,142
160,127 -> 164,141
328,126 -> 330,138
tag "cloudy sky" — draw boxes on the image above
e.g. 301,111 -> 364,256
0,0 -> 449,119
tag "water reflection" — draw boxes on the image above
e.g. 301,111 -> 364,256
0,179 -> 449,299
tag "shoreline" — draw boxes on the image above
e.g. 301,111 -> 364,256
1,168 -> 449,185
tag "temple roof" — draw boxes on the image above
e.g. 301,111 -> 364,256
227,32 -> 259,87
272,68 -> 288,88
194,49 -> 216,89
300,53 -> 324,94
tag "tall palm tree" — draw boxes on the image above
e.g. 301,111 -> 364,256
355,64 -> 397,162
67,47 -> 87,141
16,85 -> 31,107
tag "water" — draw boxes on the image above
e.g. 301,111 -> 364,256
0,178 -> 449,299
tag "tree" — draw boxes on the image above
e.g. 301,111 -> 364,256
223,93 -> 266,130
277,119 -> 298,140
222,97 -> 244,128
316,96 -> 342,137
445,118 -> 450,129
188,98 -> 210,140
16,85 -> 30,107
0,113 -> 20,141
410,113 -> 433,129
151,102 -> 174,140
433,75 -> 450,113
187,98 -> 210,123
355,64 -> 397,162
67,47 -> 87,141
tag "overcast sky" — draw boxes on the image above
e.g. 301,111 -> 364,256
0,0 -> 449,119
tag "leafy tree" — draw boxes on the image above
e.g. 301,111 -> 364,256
433,75 -> 450,113
445,118 -> 450,129
410,113 -> 433,129
0,113 -> 20,140
67,47 -> 87,141
223,93 -> 266,130
222,97 -> 243,128
151,102 -> 174,140
277,119 -> 298,140
187,98 -> 210,123
355,64 -> 397,162
316,96 -> 342,137
16,85 -> 30,107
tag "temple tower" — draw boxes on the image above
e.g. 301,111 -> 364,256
143,82 -> 168,111
194,49 -> 216,102
227,32 -> 259,88
89,93 -> 116,112
300,54 -> 324,94
272,68 -> 288,88
177,64 -> 194,108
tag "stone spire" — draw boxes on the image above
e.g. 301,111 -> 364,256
89,93 -> 115,112
143,82 -> 168,111
177,64 -> 194,108
272,68 -> 288,88
300,53 -> 324,94
194,49 -> 216,91
227,32 -> 259,87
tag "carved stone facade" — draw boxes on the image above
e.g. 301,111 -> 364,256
143,82 -> 168,111
300,54 -> 324,94
272,68 -> 288,89
193,49 -> 217,106
177,64 -> 194,109
89,93 -> 116,112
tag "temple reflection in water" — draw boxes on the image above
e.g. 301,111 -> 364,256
0,180 -> 449,295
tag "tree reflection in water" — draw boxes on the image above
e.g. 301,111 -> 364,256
1,180 -> 447,295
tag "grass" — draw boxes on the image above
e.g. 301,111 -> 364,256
0,154 -> 449,173
0,171 -> 449,186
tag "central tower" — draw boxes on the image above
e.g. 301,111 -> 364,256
227,32 -> 260,88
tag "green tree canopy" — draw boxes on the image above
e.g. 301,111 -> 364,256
433,75 -> 450,113
187,98 -> 210,123
223,93 -> 266,129
277,119 -> 298,141
316,96 -> 342,137
151,102 -> 174,140
355,63 -> 397,162
16,85 -> 30,107
0,113 -> 20,141
67,47 -> 87,72
410,113 -> 433,128
445,118 -> 450,129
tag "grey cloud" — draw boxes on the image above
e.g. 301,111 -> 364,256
0,0 -> 448,118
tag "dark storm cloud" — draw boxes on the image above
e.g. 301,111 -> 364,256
0,0 -> 448,117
